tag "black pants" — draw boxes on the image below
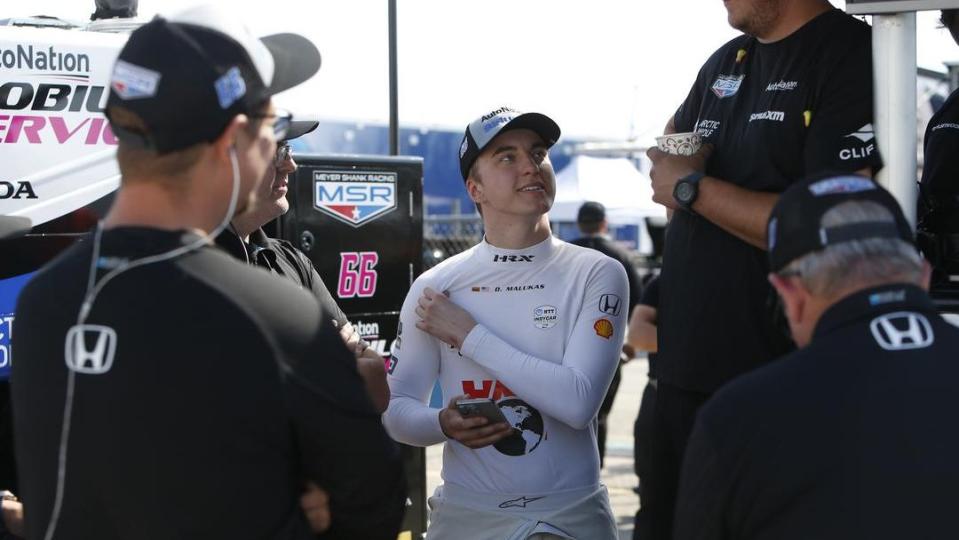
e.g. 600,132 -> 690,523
597,364 -> 622,468
633,381 -> 710,540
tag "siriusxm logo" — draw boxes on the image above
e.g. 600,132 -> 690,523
749,110 -> 785,122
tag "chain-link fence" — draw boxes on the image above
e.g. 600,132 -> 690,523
423,215 -> 483,269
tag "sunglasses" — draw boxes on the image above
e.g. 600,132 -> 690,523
275,143 -> 293,167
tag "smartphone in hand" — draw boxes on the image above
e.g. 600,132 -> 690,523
455,398 -> 509,425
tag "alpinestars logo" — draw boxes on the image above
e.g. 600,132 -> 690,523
869,312 -> 934,351
492,254 -> 534,262
498,496 -> 545,509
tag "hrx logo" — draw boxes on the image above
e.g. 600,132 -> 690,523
0,181 -> 37,199
492,254 -> 534,263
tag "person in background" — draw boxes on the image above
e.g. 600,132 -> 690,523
570,201 -> 644,466
917,9 -> 959,290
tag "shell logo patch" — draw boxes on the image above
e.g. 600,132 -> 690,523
593,318 -> 614,339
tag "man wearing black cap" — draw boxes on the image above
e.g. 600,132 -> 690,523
570,201 -> 643,466
10,5 -> 404,539
216,120 -> 389,412
642,2 -> 881,536
384,106 -> 627,538
673,175 -> 959,540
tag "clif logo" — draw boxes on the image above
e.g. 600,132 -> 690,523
492,254 -> 534,263
0,181 -> 37,199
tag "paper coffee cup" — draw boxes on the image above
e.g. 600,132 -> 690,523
655,132 -> 703,156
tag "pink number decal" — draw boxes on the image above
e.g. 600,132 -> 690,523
337,252 -> 379,298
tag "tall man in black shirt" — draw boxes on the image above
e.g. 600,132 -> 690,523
675,175 -> 959,540
11,6 -> 405,540
917,9 -> 959,288
643,2 -> 881,537
570,201 -> 643,466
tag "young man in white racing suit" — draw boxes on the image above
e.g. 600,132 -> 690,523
383,107 -> 628,539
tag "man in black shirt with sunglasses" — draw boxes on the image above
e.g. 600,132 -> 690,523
215,121 -> 390,412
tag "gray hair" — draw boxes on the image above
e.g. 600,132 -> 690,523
779,200 -> 922,297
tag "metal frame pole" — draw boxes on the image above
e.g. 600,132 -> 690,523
873,12 -> 918,226
388,0 -> 399,156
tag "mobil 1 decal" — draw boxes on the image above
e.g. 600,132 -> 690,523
313,170 -> 398,227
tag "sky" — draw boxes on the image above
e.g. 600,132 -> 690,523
4,0 -> 957,143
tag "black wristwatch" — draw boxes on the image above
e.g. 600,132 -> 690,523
673,172 -> 705,212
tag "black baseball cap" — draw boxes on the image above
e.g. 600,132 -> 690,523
767,175 -> 914,272
106,4 -> 321,154
458,106 -> 561,180
283,119 -> 319,142
577,201 -> 606,223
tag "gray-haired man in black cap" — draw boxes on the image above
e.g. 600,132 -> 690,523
11,5 -> 405,539
674,175 -> 959,540
384,106 -> 627,539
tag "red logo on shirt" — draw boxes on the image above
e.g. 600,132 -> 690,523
462,380 -> 516,400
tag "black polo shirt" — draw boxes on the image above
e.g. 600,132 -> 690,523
918,87 -> 959,233
674,284 -> 959,540
12,227 -> 405,540
216,227 -> 348,327
659,9 -> 882,393
638,275 -> 660,378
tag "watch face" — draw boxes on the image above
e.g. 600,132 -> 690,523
675,182 -> 695,203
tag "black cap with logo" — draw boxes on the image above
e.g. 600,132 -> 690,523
458,106 -> 561,180
106,4 -> 321,154
767,175 -> 915,272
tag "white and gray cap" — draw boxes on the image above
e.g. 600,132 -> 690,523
458,106 -> 561,180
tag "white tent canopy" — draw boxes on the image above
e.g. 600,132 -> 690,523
549,155 -> 667,224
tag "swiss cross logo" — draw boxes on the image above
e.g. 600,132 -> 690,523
337,252 -> 379,298
869,312 -> 934,351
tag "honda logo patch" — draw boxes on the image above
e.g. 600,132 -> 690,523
869,312 -> 934,351
65,324 -> 117,375
598,294 -> 622,316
